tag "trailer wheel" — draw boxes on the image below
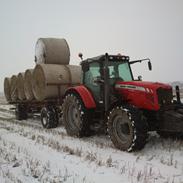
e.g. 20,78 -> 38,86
41,106 -> 58,129
107,105 -> 148,152
62,93 -> 91,137
15,104 -> 28,120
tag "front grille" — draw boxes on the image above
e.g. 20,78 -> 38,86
157,88 -> 173,106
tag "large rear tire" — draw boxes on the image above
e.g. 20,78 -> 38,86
62,93 -> 91,137
107,105 -> 148,152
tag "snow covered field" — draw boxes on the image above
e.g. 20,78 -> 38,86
0,104 -> 183,183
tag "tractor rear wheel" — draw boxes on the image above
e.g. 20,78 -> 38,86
41,106 -> 59,129
62,93 -> 91,137
107,105 -> 148,152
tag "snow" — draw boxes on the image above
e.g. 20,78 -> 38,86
0,105 -> 183,183
0,104 -> 14,111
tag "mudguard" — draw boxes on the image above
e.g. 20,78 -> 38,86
66,85 -> 96,109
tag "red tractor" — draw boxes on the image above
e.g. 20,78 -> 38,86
62,53 -> 183,152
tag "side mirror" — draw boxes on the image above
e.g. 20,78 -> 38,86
148,61 -> 152,71
138,75 -> 142,81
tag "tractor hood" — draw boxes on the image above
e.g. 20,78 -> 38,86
115,81 -> 172,111
115,81 -> 172,91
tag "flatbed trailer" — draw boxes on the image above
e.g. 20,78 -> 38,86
10,83 -> 79,128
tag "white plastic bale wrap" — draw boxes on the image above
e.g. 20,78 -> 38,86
10,75 -> 18,102
24,69 -> 35,100
35,38 -> 70,65
32,64 -> 81,101
4,77 -> 11,102
17,72 -> 26,100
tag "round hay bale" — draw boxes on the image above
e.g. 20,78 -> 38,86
4,77 -> 11,102
17,72 -> 26,100
35,38 -> 70,65
32,64 -> 81,101
24,69 -> 34,100
10,75 -> 18,102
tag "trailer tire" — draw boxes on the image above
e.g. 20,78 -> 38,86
62,93 -> 91,137
15,104 -> 28,120
107,105 -> 148,152
41,106 -> 58,129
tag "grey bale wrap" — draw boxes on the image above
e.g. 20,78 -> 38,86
17,72 -> 26,100
32,64 -> 81,101
4,77 -> 11,102
24,69 -> 35,100
35,38 -> 70,65
4,37 -> 75,103
10,75 -> 18,102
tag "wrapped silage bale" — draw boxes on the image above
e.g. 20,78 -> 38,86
35,38 -> 70,65
17,72 -> 26,100
24,69 -> 35,101
10,75 -> 18,102
32,64 -> 81,101
4,77 -> 11,102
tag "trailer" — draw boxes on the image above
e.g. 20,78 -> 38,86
10,83 -> 79,128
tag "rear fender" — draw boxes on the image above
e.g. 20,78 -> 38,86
65,85 -> 96,109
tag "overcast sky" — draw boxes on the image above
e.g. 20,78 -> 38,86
0,0 -> 183,91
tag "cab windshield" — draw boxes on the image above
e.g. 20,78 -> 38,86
108,61 -> 133,81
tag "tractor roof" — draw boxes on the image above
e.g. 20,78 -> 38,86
81,54 -> 130,65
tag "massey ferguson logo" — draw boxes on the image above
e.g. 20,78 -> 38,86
115,84 -> 146,92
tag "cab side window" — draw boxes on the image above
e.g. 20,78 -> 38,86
84,62 -> 101,100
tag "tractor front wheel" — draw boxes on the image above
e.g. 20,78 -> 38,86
62,93 -> 91,137
107,105 -> 148,152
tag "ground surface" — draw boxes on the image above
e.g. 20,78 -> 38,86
0,104 -> 183,183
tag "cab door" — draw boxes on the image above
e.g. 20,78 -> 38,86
83,62 -> 102,102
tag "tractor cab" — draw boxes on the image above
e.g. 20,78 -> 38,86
80,53 -> 154,112
80,54 -> 133,108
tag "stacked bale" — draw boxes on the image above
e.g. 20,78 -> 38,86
35,38 -> 70,65
10,75 -> 18,102
32,64 -> 81,101
4,37 -> 81,103
24,69 -> 34,101
4,77 -> 11,102
17,72 -> 26,100
32,38 -> 80,101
